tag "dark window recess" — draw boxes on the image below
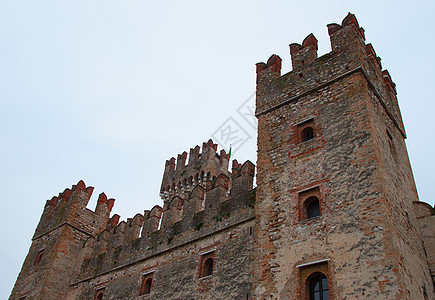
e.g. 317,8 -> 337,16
299,187 -> 322,221
141,278 -> 152,295
306,196 -> 320,219
94,289 -> 105,300
139,273 -> 153,295
301,126 -> 314,142
199,251 -> 215,278
309,273 -> 329,300
296,118 -> 315,144
204,258 -> 214,276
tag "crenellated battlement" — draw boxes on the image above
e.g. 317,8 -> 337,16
160,139 -> 231,202
64,141 -> 256,281
43,181 -> 114,213
32,140 -> 255,269
255,12 -> 405,137
34,180 -> 115,239
327,13 -> 366,47
289,33 -> 318,72
66,146 -> 254,283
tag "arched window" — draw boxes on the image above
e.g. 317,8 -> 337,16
94,289 -> 105,300
139,273 -> 154,295
203,258 -> 214,277
305,196 -> 320,219
308,273 -> 329,300
140,278 -> 152,295
199,251 -> 215,278
301,126 -> 314,142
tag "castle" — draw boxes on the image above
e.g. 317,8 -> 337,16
10,13 -> 435,299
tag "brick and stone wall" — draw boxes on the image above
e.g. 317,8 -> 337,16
67,214 -> 255,299
414,202 -> 435,287
10,182 -> 114,299
253,13 -> 433,300
9,13 -> 434,300
10,140 -> 256,300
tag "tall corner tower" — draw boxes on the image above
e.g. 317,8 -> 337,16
10,181 -> 114,300
253,13 -> 433,299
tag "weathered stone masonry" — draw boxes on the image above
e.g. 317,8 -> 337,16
10,13 -> 435,300
253,13 -> 434,299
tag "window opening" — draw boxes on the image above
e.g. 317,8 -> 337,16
308,273 -> 329,300
140,276 -> 153,295
94,289 -> 105,300
302,126 -> 314,142
199,251 -> 215,278
203,258 -> 214,276
296,118 -> 315,144
306,196 -> 320,219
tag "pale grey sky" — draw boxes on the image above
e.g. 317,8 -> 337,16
1,1 -> 434,297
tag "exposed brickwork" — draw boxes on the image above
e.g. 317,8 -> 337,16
10,139 -> 256,300
10,181 -> 114,299
10,13 -> 434,300
413,202 -> 435,287
253,13 -> 433,300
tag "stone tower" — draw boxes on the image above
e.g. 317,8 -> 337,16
253,13 -> 433,299
9,13 -> 435,300
9,181 -> 114,299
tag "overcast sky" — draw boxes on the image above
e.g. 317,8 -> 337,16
1,1 -> 434,297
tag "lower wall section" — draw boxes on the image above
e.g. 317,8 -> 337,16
67,219 -> 254,300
